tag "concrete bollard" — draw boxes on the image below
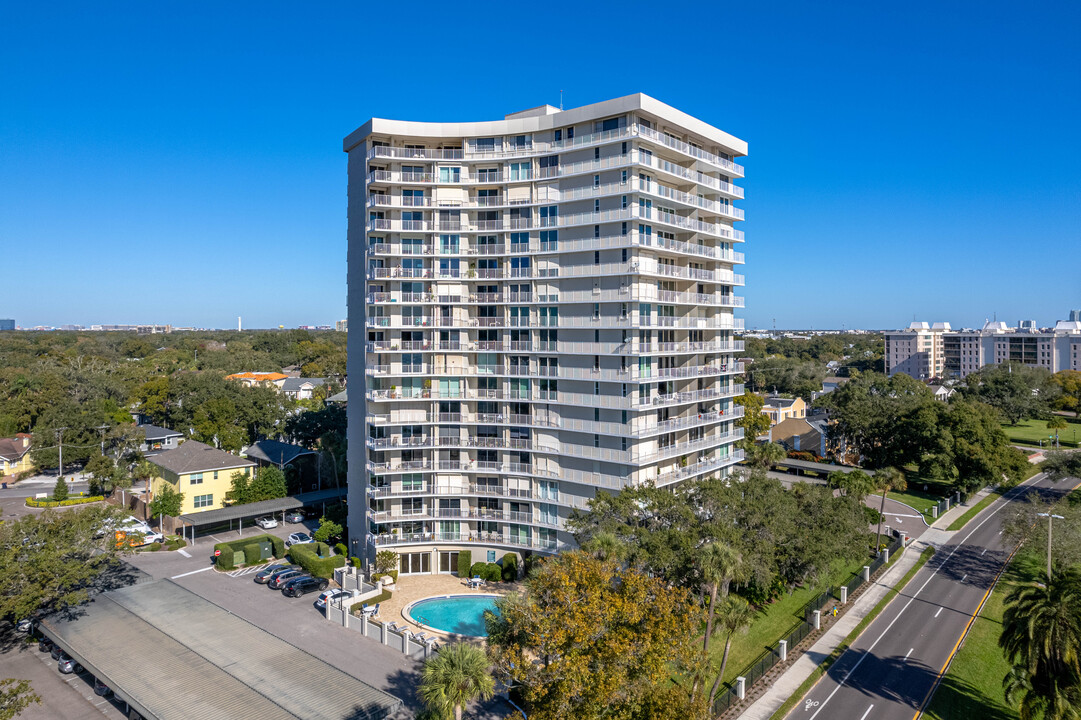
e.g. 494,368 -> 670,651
360,613 -> 367,635
932,505 -> 938,518
863,565 -> 870,582
779,639 -> 788,662
840,586 -> 848,605
883,548 -> 890,564
945,498 -> 950,511
736,677 -> 746,700
813,610 -> 821,630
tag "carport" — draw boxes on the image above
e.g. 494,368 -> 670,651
177,487 -> 346,545
38,579 -> 402,720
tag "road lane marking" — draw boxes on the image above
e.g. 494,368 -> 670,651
171,566 -> 214,579
934,607 -> 943,618
858,705 -> 874,720
806,473 -> 1048,720
178,548 -> 192,558
905,648 -> 913,660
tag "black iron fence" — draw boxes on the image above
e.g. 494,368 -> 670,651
711,535 -> 905,715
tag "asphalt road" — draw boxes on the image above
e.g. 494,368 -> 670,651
786,471 -> 1072,720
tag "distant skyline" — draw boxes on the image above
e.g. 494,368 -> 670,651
2,1 -> 1078,329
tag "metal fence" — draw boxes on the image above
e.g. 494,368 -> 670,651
711,536 -> 905,715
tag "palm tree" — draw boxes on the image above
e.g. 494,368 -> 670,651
708,595 -> 757,705
747,441 -> 786,471
830,469 -> 874,503
699,542 -> 743,652
581,531 -> 625,562
1047,416 -> 1068,448
1000,567 -> 1081,719
872,467 -> 906,552
419,642 -> 495,720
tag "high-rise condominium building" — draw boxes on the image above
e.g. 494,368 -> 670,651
343,94 -> 747,574
887,318 -> 1081,380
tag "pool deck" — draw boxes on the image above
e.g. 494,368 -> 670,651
382,574 -> 522,639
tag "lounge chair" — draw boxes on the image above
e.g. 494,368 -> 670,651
368,603 -> 380,618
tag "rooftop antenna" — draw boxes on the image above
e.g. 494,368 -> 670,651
559,90 -> 564,111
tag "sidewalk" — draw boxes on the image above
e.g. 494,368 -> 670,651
735,488 -> 998,720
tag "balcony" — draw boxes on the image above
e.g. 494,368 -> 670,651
369,531 -> 563,552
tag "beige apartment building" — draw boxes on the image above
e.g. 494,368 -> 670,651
343,94 -> 747,573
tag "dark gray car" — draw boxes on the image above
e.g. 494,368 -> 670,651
268,569 -> 307,589
254,563 -> 298,584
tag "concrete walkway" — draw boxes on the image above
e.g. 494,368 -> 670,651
734,485 -> 998,720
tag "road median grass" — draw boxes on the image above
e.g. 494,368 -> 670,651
769,545 -> 936,720
923,552 -> 1041,720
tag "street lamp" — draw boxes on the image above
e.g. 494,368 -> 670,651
1037,513 -> 1065,581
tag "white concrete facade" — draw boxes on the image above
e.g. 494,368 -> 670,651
887,320 -> 1081,380
343,94 -> 747,573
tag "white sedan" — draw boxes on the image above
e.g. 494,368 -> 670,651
285,532 -> 313,547
256,516 -> 279,529
314,588 -> 360,609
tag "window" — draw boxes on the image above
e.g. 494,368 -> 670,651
594,199 -> 600,212
594,174 -> 600,187
438,167 -> 461,183
193,494 -> 213,509
401,552 -> 431,574
540,229 -> 557,250
213,471 -> 218,480
475,137 -> 495,152
594,147 -> 600,160
554,129 -> 562,141
509,162 -> 531,181
189,473 -> 204,485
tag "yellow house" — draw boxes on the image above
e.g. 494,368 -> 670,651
761,395 -> 807,427
0,434 -> 33,476
148,440 -> 257,515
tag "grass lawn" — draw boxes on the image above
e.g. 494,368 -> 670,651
886,472 -> 954,517
1001,417 -> 1081,449
711,556 -> 868,687
924,552 -> 1043,720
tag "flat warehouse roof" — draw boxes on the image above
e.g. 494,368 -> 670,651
40,580 -> 402,720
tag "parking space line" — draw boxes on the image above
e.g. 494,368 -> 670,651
171,566 -> 214,579
177,548 -> 192,558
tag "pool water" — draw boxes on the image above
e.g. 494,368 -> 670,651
407,595 -> 499,637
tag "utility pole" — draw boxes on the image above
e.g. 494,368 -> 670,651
55,427 -> 67,480
96,425 -> 109,455
1038,513 -> 1065,581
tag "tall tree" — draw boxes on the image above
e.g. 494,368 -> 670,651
1052,370 -> 1081,418
829,469 -> 875,503
745,441 -> 786,470
733,390 -> 771,447
698,542 -> 743,652
312,517 -> 343,544
246,466 -> 287,503
1048,415 -> 1069,448
962,362 -> 1059,425
919,399 -> 1030,494
873,467 -> 906,551
708,595 -> 757,705
486,551 -> 706,720
1000,566 -> 1081,719
418,642 -> 495,720
148,484 -> 184,529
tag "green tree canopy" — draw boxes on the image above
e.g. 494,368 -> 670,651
1052,370 -> 1081,418
312,517 -> 343,544
418,642 -> 495,720
733,390 -> 771,448
961,362 -> 1059,425
149,484 -> 184,520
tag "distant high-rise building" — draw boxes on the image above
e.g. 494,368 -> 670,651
1070,309 -> 1081,322
343,94 -> 748,570
335,319 -> 348,332
0,319 -> 14,331
887,318 -> 1081,380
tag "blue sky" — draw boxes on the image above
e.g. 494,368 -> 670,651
1,1 -> 1078,330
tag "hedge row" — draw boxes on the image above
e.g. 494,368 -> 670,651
26,495 -> 105,508
458,550 -> 472,576
214,534 -> 285,570
470,562 -> 503,582
349,590 -> 393,616
372,570 -> 399,584
288,541 -> 346,579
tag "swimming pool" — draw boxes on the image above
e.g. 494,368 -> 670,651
403,594 -> 500,637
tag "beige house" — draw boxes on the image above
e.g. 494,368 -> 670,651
769,417 -> 826,457
762,396 -> 806,426
148,440 -> 257,515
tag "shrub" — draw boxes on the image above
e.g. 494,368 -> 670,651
375,550 -> 399,574
457,550 -> 471,577
53,476 -> 69,502
482,563 -> 502,582
863,506 -> 883,524
372,570 -> 399,584
351,556 -> 363,569
148,542 -> 162,552
335,542 -> 348,557
213,534 -> 280,569
267,535 -> 285,559
243,544 -> 263,565
289,541 -> 346,579
470,562 -> 488,579
26,495 -> 105,508
501,553 -> 518,582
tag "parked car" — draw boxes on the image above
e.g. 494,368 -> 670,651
283,511 -> 304,524
268,569 -> 307,589
285,532 -> 312,547
254,564 -> 298,584
256,516 -> 278,529
315,588 -> 360,610
38,638 -> 52,653
134,530 -> 165,546
50,644 -> 64,661
281,575 -> 328,598
58,655 -> 83,674
94,677 -> 112,697
15,619 -> 32,634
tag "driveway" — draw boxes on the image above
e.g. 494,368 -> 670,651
0,474 -> 92,521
